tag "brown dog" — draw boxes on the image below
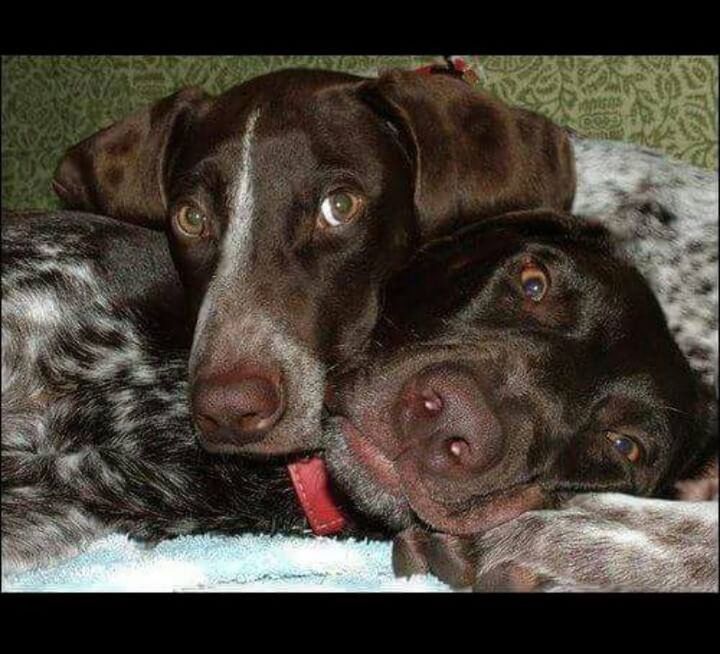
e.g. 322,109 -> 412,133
52,67 -> 575,457
323,210 -> 716,587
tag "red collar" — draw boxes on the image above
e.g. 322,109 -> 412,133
287,457 -> 347,536
287,57 -> 479,537
414,56 -> 479,85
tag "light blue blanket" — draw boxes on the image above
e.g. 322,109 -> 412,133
2,533 -> 452,592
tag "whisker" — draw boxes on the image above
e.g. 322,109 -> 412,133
656,404 -> 690,417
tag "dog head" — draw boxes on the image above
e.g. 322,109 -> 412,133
325,211 -> 717,533
52,67 -> 575,456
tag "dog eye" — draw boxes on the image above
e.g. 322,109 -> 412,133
175,205 -> 207,237
520,261 -> 549,302
605,432 -> 642,463
318,191 -> 365,229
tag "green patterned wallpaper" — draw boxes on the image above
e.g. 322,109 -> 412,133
2,55 -> 717,211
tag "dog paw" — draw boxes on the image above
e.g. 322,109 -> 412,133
473,560 -> 553,592
675,459 -> 719,501
392,527 -> 477,589
675,477 -> 719,501
392,527 -> 431,578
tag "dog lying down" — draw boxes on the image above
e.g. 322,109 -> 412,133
2,210 -> 715,589
324,210 -> 718,592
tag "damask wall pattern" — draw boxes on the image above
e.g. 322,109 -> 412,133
2,55 -> 717,210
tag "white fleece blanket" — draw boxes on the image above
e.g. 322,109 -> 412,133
2,532 -> 452,593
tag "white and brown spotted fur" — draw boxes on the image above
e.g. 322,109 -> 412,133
572,137 -> 718,388
470,490 -> 718,592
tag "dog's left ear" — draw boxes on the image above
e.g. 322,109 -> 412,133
358,70 -> 576,239
52,86 -> 213,229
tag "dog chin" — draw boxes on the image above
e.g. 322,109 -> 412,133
400,476 -> 547,535
323,417 -> 414,531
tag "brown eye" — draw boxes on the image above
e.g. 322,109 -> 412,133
318,190 -> 365,228
520,261 -> 549,302
175,205 -> 207,237
605,432 -> 642,463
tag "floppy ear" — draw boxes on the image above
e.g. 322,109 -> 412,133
359,70 -> 576,239
52,86 -> 213,228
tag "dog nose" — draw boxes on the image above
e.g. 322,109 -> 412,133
395,364 -> 503,477
193,371 -> 285,449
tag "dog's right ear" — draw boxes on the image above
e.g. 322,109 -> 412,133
52,86 -> 212,229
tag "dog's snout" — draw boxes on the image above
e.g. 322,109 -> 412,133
193,370 -> 285,450
395,364 -> 503,477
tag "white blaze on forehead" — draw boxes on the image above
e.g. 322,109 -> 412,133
190,108 -> 261,357
222,107 -> 262,281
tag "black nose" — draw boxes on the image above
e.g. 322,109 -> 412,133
193,369 -> 285,450
394,365 -> 503,477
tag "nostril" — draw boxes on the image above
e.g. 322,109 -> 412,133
421,388 -> 443,415
424,435 -> 472,475
446,437 -> 470,461
192,371 -> 286,448
233,376 -> 284,423
396,385 -> 446,440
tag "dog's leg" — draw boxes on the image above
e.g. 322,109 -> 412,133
399,493 -> 718,592
392,527 -> 432,578
392,528 -> 477,589
471,494 -> 718,592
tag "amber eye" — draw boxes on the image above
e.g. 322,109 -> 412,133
605,432 -> 642,463
318,190 -> 365,228
175,205 -> 207,237
520,261 -> 549,302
